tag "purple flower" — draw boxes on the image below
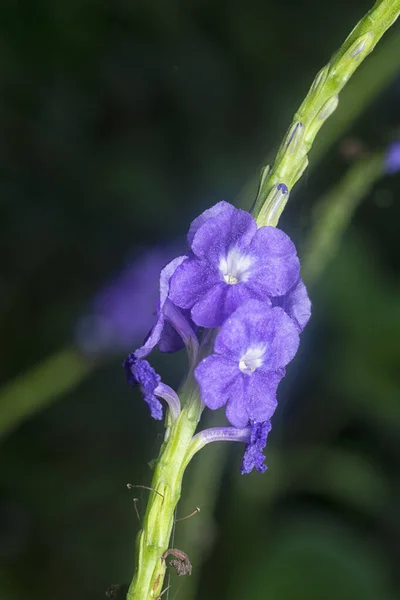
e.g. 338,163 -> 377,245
169,201 -> 300,327
241,421 -> 271,474
385,141 -> 400,174
272,277 -> 311,333
124,354 -> 163,420
195,299 -> 300,428
75,245 -> 183,355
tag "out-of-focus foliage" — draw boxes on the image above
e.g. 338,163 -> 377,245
0,1 -> 399,600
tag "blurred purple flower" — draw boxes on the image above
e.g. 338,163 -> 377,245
75,245 -> 182,355
385,141 -> 400,174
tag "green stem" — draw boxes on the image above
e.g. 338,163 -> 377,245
302,152 -> 384,284
311,31 -> 400,164
254,0 -> 400,226
126,381 -> 203,600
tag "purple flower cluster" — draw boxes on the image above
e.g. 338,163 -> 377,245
124,201 -> 311,473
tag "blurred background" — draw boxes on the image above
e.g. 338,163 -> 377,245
0,1 -> 399,599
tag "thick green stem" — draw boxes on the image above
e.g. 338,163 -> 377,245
127,382 -> 203,600
254,0 -> 400,226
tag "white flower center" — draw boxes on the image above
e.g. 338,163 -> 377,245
219,246 -> 253,285
239,344 -> 268,375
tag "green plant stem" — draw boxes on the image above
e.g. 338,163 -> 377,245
0,347 -> 97,439
302,152 -> 384,283
126,380 -> 203,600
254,0 -> 400,226
311,31 -> 400,164
237,31 -> 400,214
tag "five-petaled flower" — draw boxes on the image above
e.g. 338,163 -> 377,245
195,299 -> 300,428
169,201 -> 300,327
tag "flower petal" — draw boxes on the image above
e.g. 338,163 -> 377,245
187,201 -> 232,246
259,306 -> 300,370
273,277 -> 311,332
225,386 -> 250,428
160,255 -> 188,308
195,355 -> 242,410
213,301 -> 261,359
169,258 -> 218,309
246,369 -> 283,422
247,226 -> 300,296
157,319 -> 184,353
191,204 -> 257,263
191,281 -> 255,328
215,300 -> 299,371
135,255 -> 188,358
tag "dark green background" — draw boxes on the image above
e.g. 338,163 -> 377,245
0,1 -> 399,599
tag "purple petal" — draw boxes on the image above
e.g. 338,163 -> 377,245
215,300 -> 299,371
160,255 -> 188,309
214,301 -> 263,359
241,421 -> 271,474
225,370 -> 282,427
191,204 -> 257,264
246,226 -> 300,296
225,387 -> 250,428
163,301 -> 198,351
258,306 -> 300,371
169,258 -> 218,309
247,369 -> 283,422
191,281 -> 255,328
134,313 -> 166,359
195,355 -> 243,410
157,319 -> 185,353
187,201 -> 232,246
135,255 -> 188,359
273,278 -> 311,333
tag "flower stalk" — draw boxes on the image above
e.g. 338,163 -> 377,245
254,0 -> 400,227
127,381 -> 203,600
